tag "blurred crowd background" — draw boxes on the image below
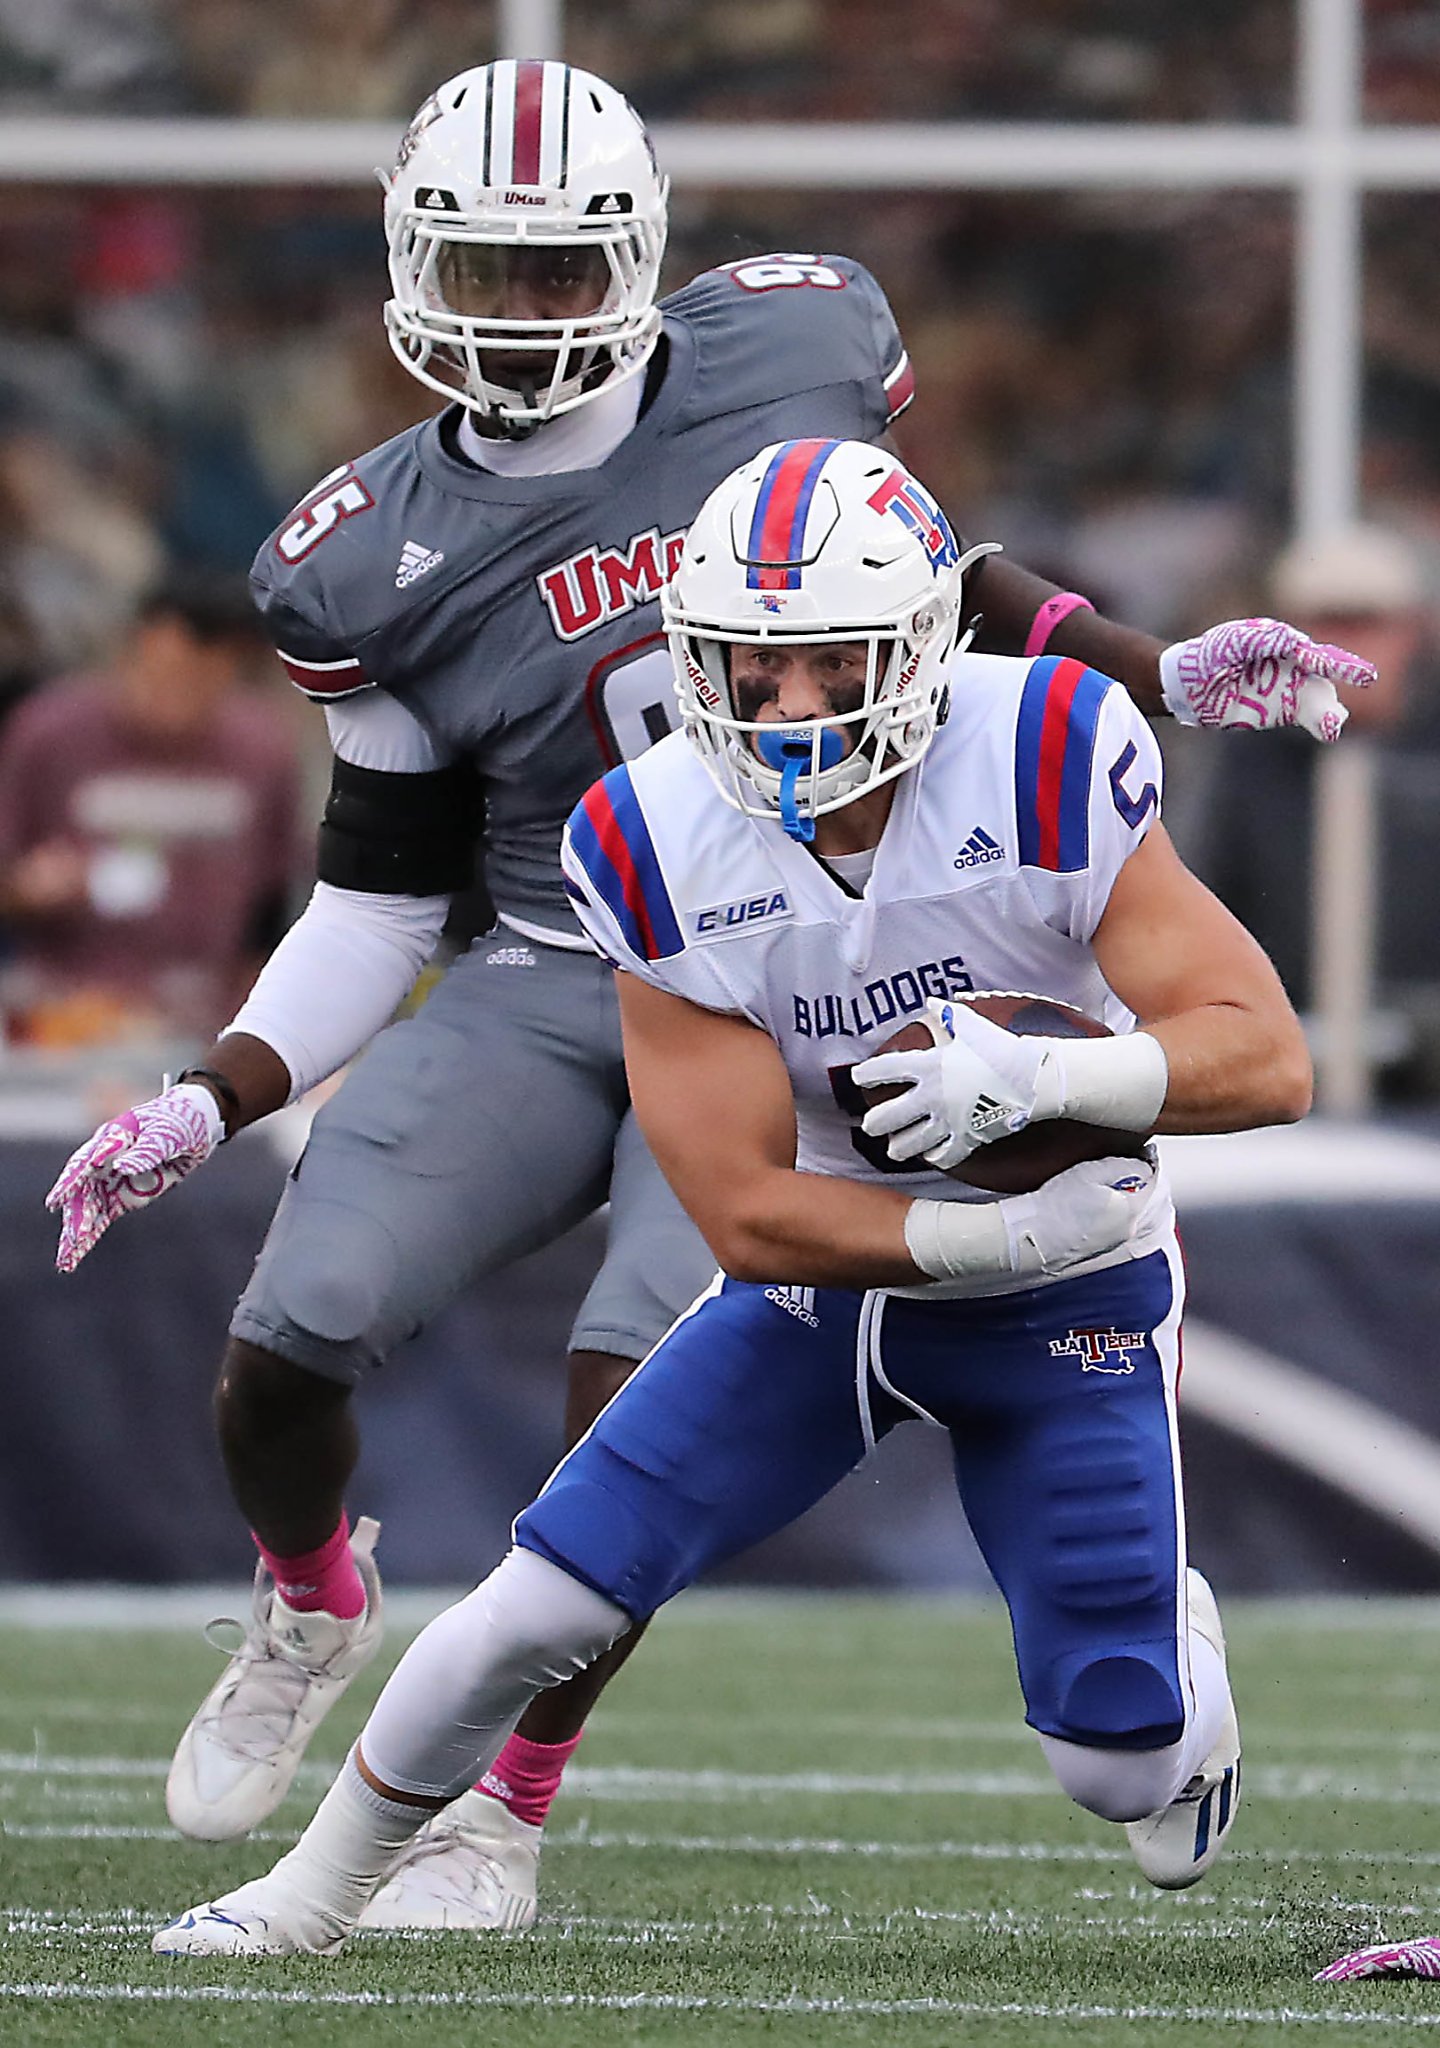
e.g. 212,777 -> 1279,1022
5,1 -> 1440,1595
2,0 -> 1440,1088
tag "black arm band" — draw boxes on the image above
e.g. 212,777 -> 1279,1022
316,757 -> 481,896
177,1066 -> 240,1136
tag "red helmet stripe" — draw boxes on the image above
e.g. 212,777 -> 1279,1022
511,59 -> 546,185
748,439 -> 837,591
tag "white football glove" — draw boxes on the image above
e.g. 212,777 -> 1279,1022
1000,1156 -> 1153,1276
906,1155 -> 1156,1283
854,1000 -> 1062,1171
46,1082 -> 224,1274
1158,616 -> 1376,742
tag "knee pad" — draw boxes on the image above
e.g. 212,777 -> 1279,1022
261,1201 -> 400,1348
462,1547 -> 629,1687
517,1474 -> 691,1621
1039,1424 -> 1173,1615
1054,1650 -> 1185,1752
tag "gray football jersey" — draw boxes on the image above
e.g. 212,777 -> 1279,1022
252,254 -> 914,924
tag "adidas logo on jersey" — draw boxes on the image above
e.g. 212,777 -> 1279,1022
953,827 -> 1004,870
395,539 -> 445,588
764,1285 -> 820,1329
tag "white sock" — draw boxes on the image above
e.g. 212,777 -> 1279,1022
271,1750 -> 430,1920
360,1547 -> 629,1801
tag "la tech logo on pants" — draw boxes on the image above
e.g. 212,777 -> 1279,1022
1049,1328 -> 1146,1374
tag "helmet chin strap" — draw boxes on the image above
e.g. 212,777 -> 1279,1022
754,727 -> 847,843
470,349 -> 611,438
476,371 -> 545,440
482,406 -> 542,442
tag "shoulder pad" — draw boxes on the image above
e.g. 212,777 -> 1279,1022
1013,657 -> 1117,874
566,763 -> 686,963
247,579 -> 375,701
665,253 -> 911,425
250,424 -> 432,690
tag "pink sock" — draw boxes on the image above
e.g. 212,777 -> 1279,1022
254,1515 -> 366,1620
477,1730 -> 583,1828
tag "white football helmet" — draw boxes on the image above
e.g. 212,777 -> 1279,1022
382,60 -> 668,435
664,439 -> 999,838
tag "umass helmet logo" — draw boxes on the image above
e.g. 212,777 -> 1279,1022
536,526 -> 687,641
865,467 -> 958,572
395,92 -> 443,170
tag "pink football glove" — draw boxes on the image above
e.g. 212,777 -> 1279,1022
46,1082 -> 224,1274
1316,1936 -> 1440,1983
1159,617 -> 1376,742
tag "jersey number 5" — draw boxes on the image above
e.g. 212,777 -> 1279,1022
276,472 -> 376,564
1109,742 -> 1158,829
828,1063 -> 932,1177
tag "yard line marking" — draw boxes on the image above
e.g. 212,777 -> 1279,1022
0,1753 -> 1062,1796
0,1754 -> 167,1779
0,1904 -> 1312,1944
4,1982 -> 1440,2026
13,1710 -> 1440,1759
601,1712 -> 1440,1759
10,1753 -> 1440,1805
10,1819 -> 1440,1872
2,1824 -> 294,1842
0,1753 -> 171,1780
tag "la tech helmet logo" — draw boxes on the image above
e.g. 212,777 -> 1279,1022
536,527 -> 687,641
865,467 -> 959,572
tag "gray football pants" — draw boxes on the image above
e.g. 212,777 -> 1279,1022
230,936 -> 718,1386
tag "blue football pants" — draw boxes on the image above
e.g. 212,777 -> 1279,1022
516,1246 -> 1190,1750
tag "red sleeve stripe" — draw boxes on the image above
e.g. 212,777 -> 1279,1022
570,767 -> 684,961
883,351 -> 916,422
1014,655 -> 1110,872
277,650 -> 372,699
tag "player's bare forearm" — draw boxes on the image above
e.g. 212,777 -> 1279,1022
188,1032 -> 293,1135
1094,826 -> 1313,1134
969,555 -> 1167,717
615,973 -> 924,1287
698,1162 -> 927,1288
1144,1001 -> 1311,1136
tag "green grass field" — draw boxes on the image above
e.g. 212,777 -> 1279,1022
4,1591 -> 1440,2046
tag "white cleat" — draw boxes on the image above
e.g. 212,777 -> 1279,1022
151,1853 -> 358,1958
1125,1568 -> 1241,1890
166,1516 -> 383,1842
358,1788 -> 541,1932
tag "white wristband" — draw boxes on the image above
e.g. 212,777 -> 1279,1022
171,1081 -> 226,1150
1158,642 -> 1201,726
904,1198 -> 1014,1282
1054,1030 -> 1168,1133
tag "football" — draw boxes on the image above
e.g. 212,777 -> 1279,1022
857,991 -> 1151,1196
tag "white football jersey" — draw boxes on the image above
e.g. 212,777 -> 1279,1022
562,651 -> 1175,1293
